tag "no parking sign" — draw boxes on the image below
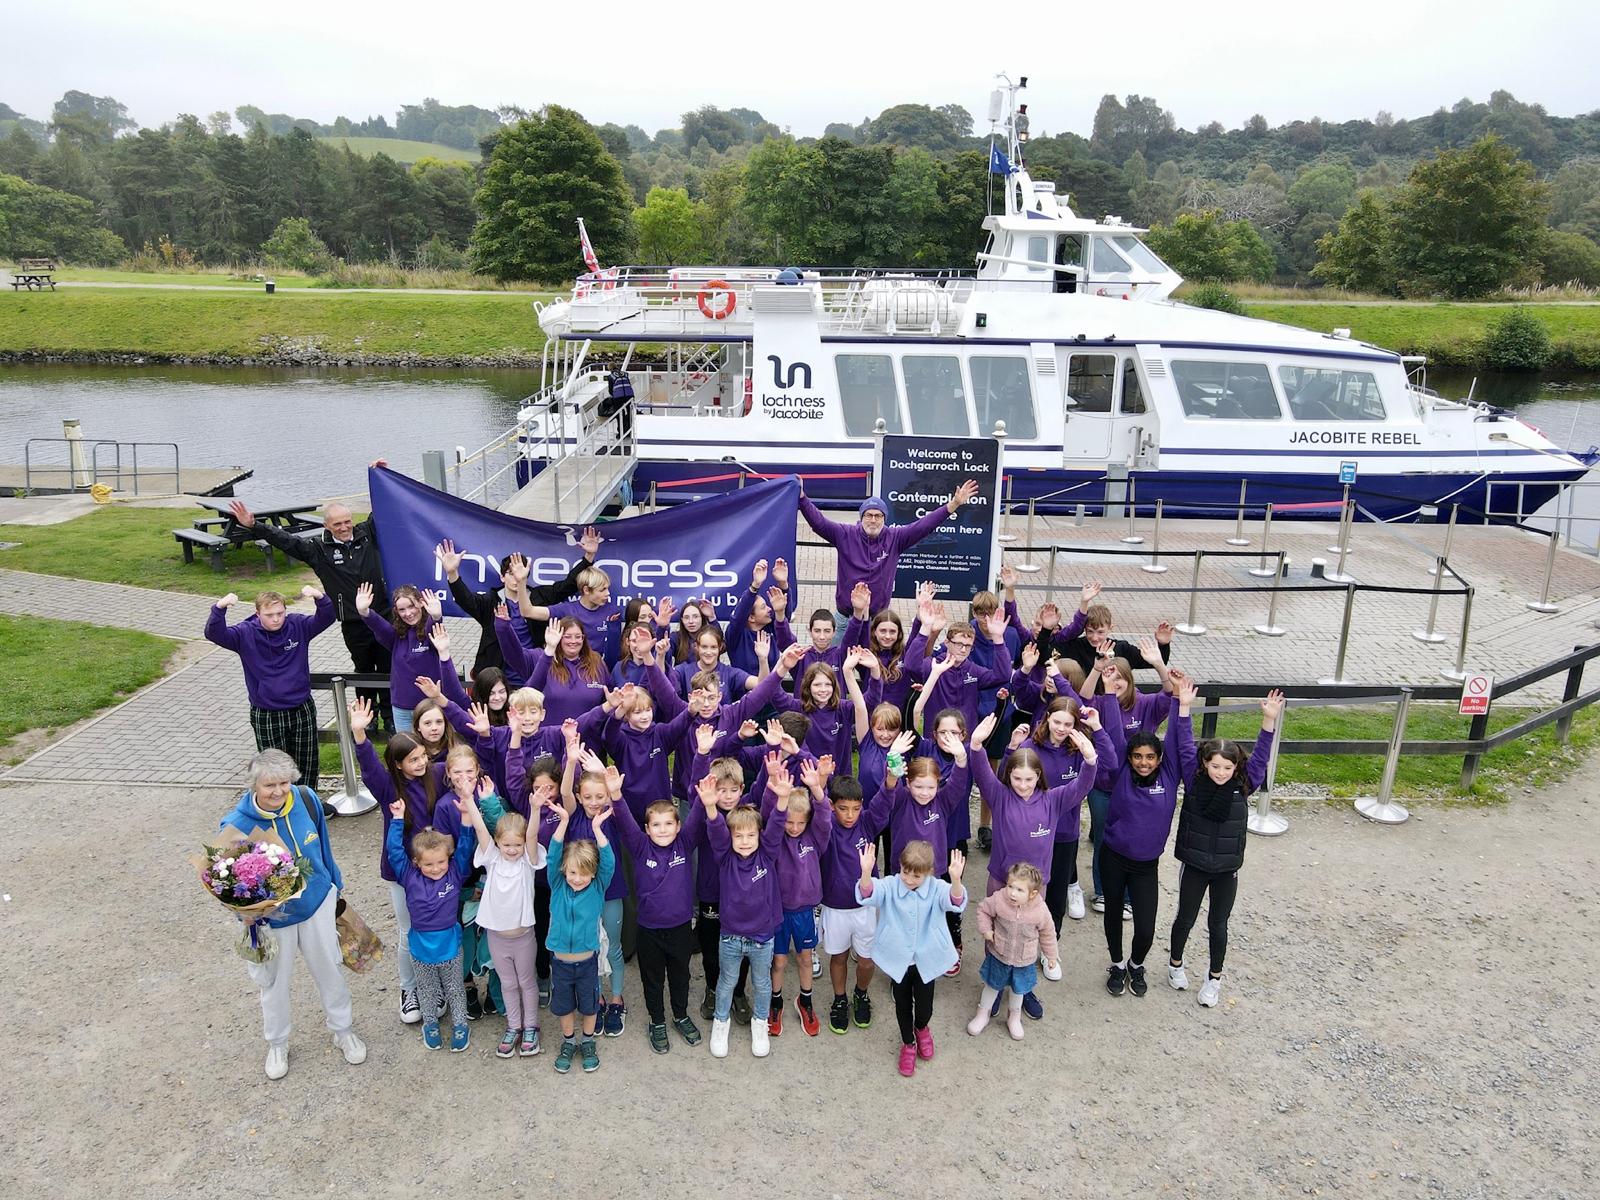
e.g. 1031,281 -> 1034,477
1459,672 -> 1494,716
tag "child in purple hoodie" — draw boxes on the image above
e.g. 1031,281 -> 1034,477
763,756 -> 833,1039
726,557 -> 795,678
814,769 -> 894,1035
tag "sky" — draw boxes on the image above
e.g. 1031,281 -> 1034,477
7,0 -> 1600,139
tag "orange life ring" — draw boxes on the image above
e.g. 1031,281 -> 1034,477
697,280 -> 736,320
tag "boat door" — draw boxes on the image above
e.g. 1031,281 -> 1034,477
1060,349 -> 1116,462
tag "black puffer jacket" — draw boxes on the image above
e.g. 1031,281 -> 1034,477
1173,771 -> 1250,874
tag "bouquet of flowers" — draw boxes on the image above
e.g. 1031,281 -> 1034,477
191,828 -> 312,964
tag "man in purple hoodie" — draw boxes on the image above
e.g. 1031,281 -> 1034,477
799,478 -> 981,619
207,586 -> 336,815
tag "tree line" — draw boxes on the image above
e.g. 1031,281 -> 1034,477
3,87 -> 1599,296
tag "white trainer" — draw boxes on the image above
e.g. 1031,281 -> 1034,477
264,1045 -> 289,1080
1067,883 -> 1086,920
811,947 -> 822,979
751,1021 -> 771,1058
1168,963 -> 1189,991
334,1030 -> 367,1065
709,1018 -> 730,1058
1040,952 -> 1064,982
1198,977 -> 1222,1008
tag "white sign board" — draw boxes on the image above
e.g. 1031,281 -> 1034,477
1458,672 -> 1493,717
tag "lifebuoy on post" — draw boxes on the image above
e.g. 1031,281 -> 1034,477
697,280 -> 736,320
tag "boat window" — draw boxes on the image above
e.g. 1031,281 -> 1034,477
903,355 -> 970,436
1113,236 -> 1169,274
835,354 -> 903,436
1278,366 -> 1387,421
1171,360 -> 1282,420
971,356 -> 1037,438
1119,357 -> 1147,414
1054,236 -> 1083,294
1066,354 -> 1116,413
1091,239 -> 1135,275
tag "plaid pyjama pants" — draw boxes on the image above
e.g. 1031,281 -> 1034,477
249,699 -> 320,790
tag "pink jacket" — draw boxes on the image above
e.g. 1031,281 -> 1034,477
977,890 -> 1058,968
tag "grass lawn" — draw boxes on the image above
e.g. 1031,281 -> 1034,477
0,507 -> 314,600
317,136 -> 479,163
0,287 -> 549,359
1246,302 -> 1600,370
0,614 -> 176,761
44,267 -> 317,288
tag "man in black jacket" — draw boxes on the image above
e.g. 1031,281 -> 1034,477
229,495 -> 394,732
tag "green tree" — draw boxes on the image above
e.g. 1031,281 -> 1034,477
1288,163 -> 1357,217
261,215 -> 335,272
1312,190 -> 1396,293
471,106 -> 636,281
0,172 -> 125,262
1536,230 -> 1600,287
1387,135 -> 1547,297
636,186 -> 702,262
1146,210 -> 1271,282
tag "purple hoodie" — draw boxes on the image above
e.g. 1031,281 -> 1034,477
769,784 -> 833,912
671,658 -> 753,701
205,595 -> 335,710
800,492 -> 954,614
905,642 -> 1012,733
385,819 -> 477,942
1021,733 -> 1098,843
704,806 -> 786,938
1093,689 -> 1173,790
672,671 -> 784,801
970,732 -> 1111,885
883,765 -> 972,871
596,695 -> 695,822
609,796 -> 704,928
361,608 -> 443,712
726,584 -> 795,677
774,678 -> 882,769
357,737 -> 461,883
1104,713 -> 1196,862
496,617 -> 610,727
438,698 -> 564,800
547,597 -> 626,665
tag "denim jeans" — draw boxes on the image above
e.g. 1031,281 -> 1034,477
714,933 -> 774,1023
391,706 -> 414,734
1086,788 -> 1111,897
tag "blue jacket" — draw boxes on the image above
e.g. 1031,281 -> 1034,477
220,785 -> 341,929
855,873 -> 966,982
545,839 -> 616,954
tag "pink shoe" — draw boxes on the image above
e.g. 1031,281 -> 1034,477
898,1044 -> 916,1077
915,1025 -> 935,1060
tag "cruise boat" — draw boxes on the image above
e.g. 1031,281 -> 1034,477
509,76 -> 1585,522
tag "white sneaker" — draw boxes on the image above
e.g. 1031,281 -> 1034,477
1040,952 -> 1063,982
1198,977 -> 1222,1008
264,1045 -> 289,1080
1067,883 -> 1086,920
398,988 -> 421,1024
709,1018 -> 730,1058
1168,963 -> 1189,991
811,947 -> 822,979
751,1021 -> 770,1058
334,1030 -> 367,1065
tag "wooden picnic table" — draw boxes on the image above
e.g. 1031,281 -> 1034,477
10,269 -> 55,291
192,499 -> 322,545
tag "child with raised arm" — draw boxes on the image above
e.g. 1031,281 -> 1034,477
384,791 -> 479,1053
856,841 -> 967,1077
355,581 -> 448,734
691,751 -> 757,1024
816,771 -> 894,1034
727,557 -> 795,677
775,646 -> 882,769
969,862 -> 1056,1040
763,756 -> 833,1038
558,724 -> 630,1035
516,528 -> 626,664
700,762 -> 787,1059
673,625 -> 759,699
881,729 -> 971,972
543,794 -> 614,1074
589,752 -> 706,1053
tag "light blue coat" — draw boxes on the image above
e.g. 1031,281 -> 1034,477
855,874 -> 966,982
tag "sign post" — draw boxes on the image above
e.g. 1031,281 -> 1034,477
877,430 -> 1001,600
1338,460 -> 1358,486
1458,672 -> 1493,716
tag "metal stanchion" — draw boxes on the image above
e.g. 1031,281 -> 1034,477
1044,544 -> 1059,604
1249,503 -> 1277,578
1324,498 -> 1355,583
1327,485 -> 1352,552
1226,480 -> 1250,546
1319,582 -> 1357,684
1527,531 -> 1560,613
1427,504 -> 1458,575
738,470 -> 747,489
1252,551 -> 1288,636
1142,500 -> 1168,573
1074,503 -> 1086,527
1176,549 -> 1206,634
1121,478 -> 1144,545
1441,587 -> 1473,682
648,480 -> 657,513
325,676 -> 377,817
1355,687 -> 1412,825
997,475 -> 1017,544
1015,498 -> 1041,573
1412,556 -> 1450,643
1247,702 -> 1289,836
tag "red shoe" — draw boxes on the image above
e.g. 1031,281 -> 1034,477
794,995 -> 820,1037
915,1025 -> 935,1061
945,948 -> 962,978
768,1007 -> 783,1037
898,1044 -> 917,1077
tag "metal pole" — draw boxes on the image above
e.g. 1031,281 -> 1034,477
648,479 -> 657,513
1176,549 -> 1206,633
1355,687 -> 1412,824
324,676 -> 377,817
1441,586 -> 1473,682
1327,484 -> 1351,552
1142,500 -> 1168,573
1226,479 -> 1250,546
1247,702 -> 1289,836
997,474 -> 1017,543
1253,550 -> 1287,636
738,470 -> 747,489
1428,503 -> 1458,575
1319,582 -> 1357,684
1073,502 -> 1086,527
1016,498 -> 1041,573
1121,477 -> 1143,545
1412,556 -> 1449,643
1324,498 -> 1355,583
1045,544 -> 1058,605
1249,503 -> 1277,578
1527,531 -> 1560,613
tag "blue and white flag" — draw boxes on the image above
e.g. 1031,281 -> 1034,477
989,141 -> 1013,176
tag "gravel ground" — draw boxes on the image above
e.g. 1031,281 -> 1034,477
3,768 -> 1597,1200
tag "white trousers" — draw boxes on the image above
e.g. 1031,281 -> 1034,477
387,880 -> 418,991
246,890 -> 353,1048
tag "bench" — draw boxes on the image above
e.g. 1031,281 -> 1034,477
174,527 -> 233,572
10,257 -> 57,291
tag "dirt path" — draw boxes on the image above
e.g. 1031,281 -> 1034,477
4,770 -> 1596,1199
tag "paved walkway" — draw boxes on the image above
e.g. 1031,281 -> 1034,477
5,509 -> 1600,789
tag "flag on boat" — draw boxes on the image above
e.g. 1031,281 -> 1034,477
577,217 -> 601,274
989,141 -> 1013,176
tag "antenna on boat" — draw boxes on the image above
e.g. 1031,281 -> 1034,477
989,73 -> 1028,217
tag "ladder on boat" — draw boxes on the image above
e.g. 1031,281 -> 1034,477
498,398 -> 637,525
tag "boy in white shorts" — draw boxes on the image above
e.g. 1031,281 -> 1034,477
815,774 -> 893,1034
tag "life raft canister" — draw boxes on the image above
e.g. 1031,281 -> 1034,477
697,280 -> 736,320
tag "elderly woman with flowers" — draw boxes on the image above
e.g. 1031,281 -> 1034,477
221,748 -> 366,1080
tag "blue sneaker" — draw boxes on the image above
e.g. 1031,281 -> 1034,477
450,1023 -> 470,1052
603,1001 -> 625,1037
1021,991 -> 1044,1021
554,1038 -> 576,1073
581,1037 -> 600,1072
422,1021 -> 442,1050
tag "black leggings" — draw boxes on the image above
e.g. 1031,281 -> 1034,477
1168,865 -> 1240,975
695,904 -> 748,999
535,876 -> 552,980
1101,847 -> 1160,966
1044,839 -> 1080,933
892,966 -> 936,1045
636,921 -> 695,1023
939,870 -> 963,949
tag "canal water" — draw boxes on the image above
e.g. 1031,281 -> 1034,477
1,363 -> 1598,506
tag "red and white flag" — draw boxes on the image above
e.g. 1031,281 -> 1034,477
577,217 -> 601,274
